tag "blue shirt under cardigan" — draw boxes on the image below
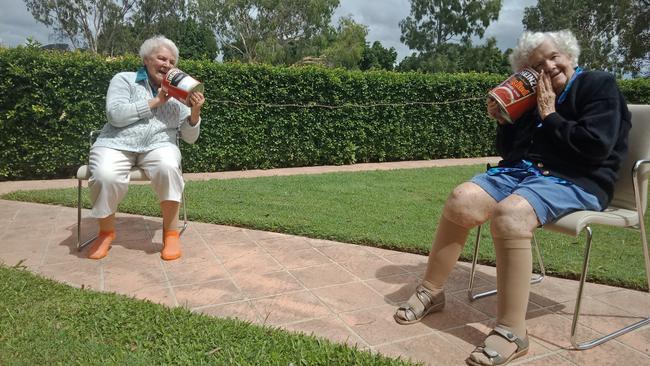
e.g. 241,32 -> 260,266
93,68 -> 201,153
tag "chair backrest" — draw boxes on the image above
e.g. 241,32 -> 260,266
609,104 -> 650,213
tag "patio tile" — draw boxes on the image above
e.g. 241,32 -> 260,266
196,301 -> 260,323
450,289 -> 543,319
290,263 -> 357,289
382,251 -> 429,275
249,290 -> 332,326
416,295 -> 491,331
548,296 -> 649,340
318,244 -> 380,263
524,308 -> 602,351
364,273 -> 422,304
103,261 -> 167,292
339,304 -> 433,346
339,256 -> 407,280
596,288 -> 650,317
0,250 -> 43,269
173,279 -> 244,308
232,270 -> 304,298
516,353 -> 576,365
558,340 -> 649,365
130,285 -> 176,307
210,244 -> 282,274
616,323 -> 650,356
36,260 -> 101,290
268,247 -> 332,269
311,282 -> 388,312
282,315 -> 367,348
162,257 -> 228,286
374,332 -> 470,366
256,235 -> 313,253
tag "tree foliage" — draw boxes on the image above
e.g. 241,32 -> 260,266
360,41 -> 398,71
399,0 -> 502,53
398,37 -> 510,74
24,0 -> 136,53
322,16 -> 367,69
195,0 -> 339,64
24,0 -> 218,60
523,0 -> 649,76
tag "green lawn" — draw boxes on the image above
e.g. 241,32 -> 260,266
3,164 -> 649,290
0,264 -> 413,365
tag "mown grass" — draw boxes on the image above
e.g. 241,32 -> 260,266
0,264 -> 414,365
3,164 -> 649,290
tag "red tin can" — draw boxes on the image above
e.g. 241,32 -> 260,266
488,67 -> 539,123
162,68 -> 204,106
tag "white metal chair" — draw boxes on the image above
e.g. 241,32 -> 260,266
75,128 -> 188,250
467,104 -> 650,349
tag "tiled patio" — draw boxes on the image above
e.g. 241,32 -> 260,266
1,161 -> 649,365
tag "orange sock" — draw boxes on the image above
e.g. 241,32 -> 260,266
87,231 -> 115,260
161,230 -> 182,261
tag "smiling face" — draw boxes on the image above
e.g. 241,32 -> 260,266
528,40 -> 575,94
143,47 -> 176,89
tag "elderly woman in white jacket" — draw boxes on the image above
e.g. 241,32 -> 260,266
87,35 -> 205,261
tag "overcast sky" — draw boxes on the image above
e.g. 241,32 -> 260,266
0,0 -> 537,61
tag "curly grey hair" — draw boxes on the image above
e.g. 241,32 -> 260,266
138,35 -> 179,65
509,30 -> 580,72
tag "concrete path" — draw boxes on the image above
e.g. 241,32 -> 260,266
1,158 -> 648,365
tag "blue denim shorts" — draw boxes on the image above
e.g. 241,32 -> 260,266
470,162 -> 602,225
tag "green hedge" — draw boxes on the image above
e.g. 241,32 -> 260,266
1,47 -> 649,180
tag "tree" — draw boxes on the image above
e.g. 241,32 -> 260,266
397,37 -> 510,74
195,0 -> 339,64
360,41 -> 397,71
322,16 -> 367,69
24,0 -> 136,53
522,0 -> 649,76
399,0 -> 502,54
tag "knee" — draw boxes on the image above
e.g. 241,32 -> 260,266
490,200 -> 537,238
91,166 -> 121,186
152,161 -> 181,179
443,184 -> 491,229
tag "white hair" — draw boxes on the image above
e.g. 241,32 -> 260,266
138,35 -> 179,65
509,30 -> 580,72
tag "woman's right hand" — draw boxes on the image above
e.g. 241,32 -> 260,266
149,87 -> 171,109
487,98 -> 507,125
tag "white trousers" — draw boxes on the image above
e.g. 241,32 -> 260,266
88,146 -> 184,218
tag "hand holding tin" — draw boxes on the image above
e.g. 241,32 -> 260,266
487,98 -> 508,125
148,87 -> 171,109
536,70 -> 556,120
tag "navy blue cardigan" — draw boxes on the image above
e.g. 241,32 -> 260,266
495,71 -> 631,208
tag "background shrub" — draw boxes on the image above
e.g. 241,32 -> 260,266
1,48 -> 648,180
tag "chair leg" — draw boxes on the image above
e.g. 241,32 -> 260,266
570,226 -> 650,349
467,224 -> 546,301
76,179 -> 96,251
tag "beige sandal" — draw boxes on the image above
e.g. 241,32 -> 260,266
394,284 -> 445,325
466,325 -> 529,366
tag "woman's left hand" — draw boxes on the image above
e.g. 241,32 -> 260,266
188,92 -> 204,126
189,92 -> 205,111
537,70 -> 556,120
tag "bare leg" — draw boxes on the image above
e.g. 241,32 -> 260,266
395,182 -> 497,323
468,194 -> 538,365
160,200 -> 181,260
87,214 -> 116,259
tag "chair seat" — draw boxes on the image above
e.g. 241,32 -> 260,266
543,207 -> 640,236
75,165 -> 149,181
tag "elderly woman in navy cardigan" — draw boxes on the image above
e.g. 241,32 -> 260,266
394,30 -> 630,366
87,35 -> 205,261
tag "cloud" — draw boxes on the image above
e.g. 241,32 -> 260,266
0,0 -> 53,46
